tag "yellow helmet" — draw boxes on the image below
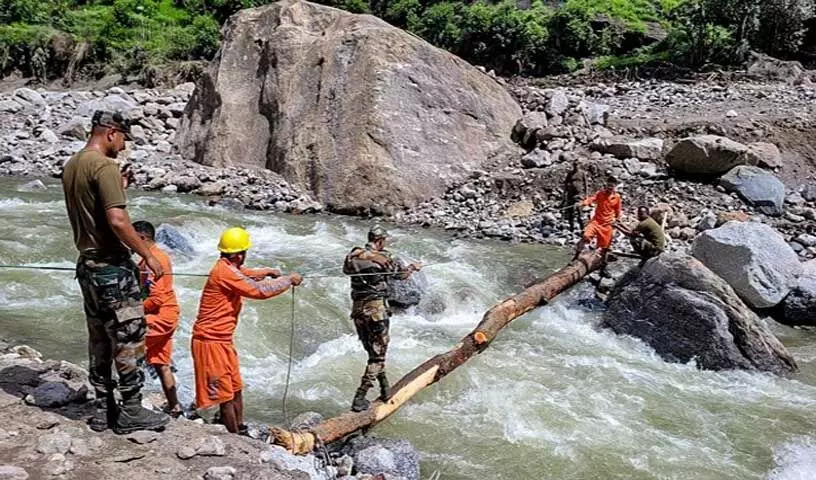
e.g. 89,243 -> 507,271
218,227 -> 251,254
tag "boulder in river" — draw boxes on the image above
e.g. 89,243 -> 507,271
603,253 -> 797,375
779,275 -> 816,327
340,435 -> 420,480
691,222 -> 802,309
719,165 -> 785,216
388,259 -> 428,310
666,135 -> 750,176
178,0 -> 521,214
155,224 -> 195,255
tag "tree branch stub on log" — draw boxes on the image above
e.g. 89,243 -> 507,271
271,251 -> 605,454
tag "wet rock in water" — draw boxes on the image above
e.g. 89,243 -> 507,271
719,165 -> 785,216
666,135 -> 750,176
692,222 -> 802,309
388,260 -> 428,309
0,465 -> 29,480
779,275 -> 816,327
259,446 -> 331,480
341,436 -> 420,480
17,180 -> 47,192
155,224 -> 194,255
603,253 -> 797,375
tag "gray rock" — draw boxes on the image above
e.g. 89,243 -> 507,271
512,112 -> 548,148
17,180 -> 47,192
623,158 -> 642,174
161,185 -> 179,193
197,180 -> 227,196
0,100 -> 23,113
129,125 -> 148,145
604,253 -> 796,375
127,431 -> 159,444
520,149 -> 551,169
260,446 -> 331,480
155,224 -> 194,255
24,382 -> 84,408
57,117 -> 89,140
13,88 -> 46,108
593,137 -> 663,161
195,436 -> 226,456
794,234 -> 816,248
36,431 -> 72,455
747,52 -> 806,83
667,135 -> 750,176
156,140 -> 172,153
744,142 -> 782,169
802,184 -> 816,202
204,466 -> 236,480
696,212 -> 717,232
719,165 -> 785,216
580,101 -> 610,126
176,446 -> 197,460
0,465 -> 28,480
780,275 -> 816,327
38,129 -> 59,144
68,438 -> 89,457
786,192 -> 806,205
692,222 -> 803,309
76,95 -> 137,117
170,175 -> 201,193
546,90 -> 569,117
389,263 -> 428,310
342,436 -> 420,480
178,0 -> 520,214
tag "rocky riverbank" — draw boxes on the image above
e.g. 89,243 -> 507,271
0,341 -> 421,480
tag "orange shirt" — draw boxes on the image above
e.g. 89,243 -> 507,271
138,244 -> 180,335
193,258 -> 292,343
582,190 -> 622,225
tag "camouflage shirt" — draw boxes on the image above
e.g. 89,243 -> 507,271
343,243 -> 409,301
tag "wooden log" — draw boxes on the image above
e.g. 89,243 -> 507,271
271,251 -> 605,453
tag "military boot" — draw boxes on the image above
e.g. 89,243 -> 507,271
351,386 -> 371,412
377,372 -> 390,401
88,389 -> 118,432
113,392 -> 170,435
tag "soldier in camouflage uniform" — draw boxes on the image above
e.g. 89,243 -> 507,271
63,111 -> 169,434
343,226 -> 421,412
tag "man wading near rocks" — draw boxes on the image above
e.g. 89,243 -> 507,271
344,226 -> 421,412
561,159 -> 588,233
616,206 -> 666,261
192,227 -> 302,434
133,220 -> 183,417
573,175 -> 622,259
62,110 -> 170,434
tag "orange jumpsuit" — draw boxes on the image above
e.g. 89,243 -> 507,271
138,244 -> 180,366
192,258 -> 292,409
581,190 -> 622,249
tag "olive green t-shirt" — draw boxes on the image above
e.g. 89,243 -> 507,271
635,217 -> 666,251
61,149 -> 128,254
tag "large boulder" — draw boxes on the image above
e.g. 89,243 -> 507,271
388,260 -> 428,310
719,165 -> 785,216
779,275 -> 816,327
178,0 -> 521,214
155,224 -> 195,255
747,51 -> 807,84
603,253 -> 797,375
691,222 -> 803,309
340,436 -> 420,480
591,137 -> 663,161
666,135 -> 751,176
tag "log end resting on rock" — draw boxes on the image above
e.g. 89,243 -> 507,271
270,251 -> 604,454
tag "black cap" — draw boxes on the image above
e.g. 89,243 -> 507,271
92,110 -> 133,140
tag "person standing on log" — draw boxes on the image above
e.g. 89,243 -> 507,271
133,220 -> 183,417
573,175 -> 622,259
192,227 -> 302,434
343,226 -> 421,412
616,206 -> 666,260
62,110 -> 170,434
561,159 -> 588,233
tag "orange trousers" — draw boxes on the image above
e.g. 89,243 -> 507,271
191,338 -> 243,410
582,220 -> 615,249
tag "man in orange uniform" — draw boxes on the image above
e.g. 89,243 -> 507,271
133,221 -> 182,416
574,176 -> 622,258
192,227 -> 303,434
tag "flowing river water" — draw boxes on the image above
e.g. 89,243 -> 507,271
2,177 -> 816,479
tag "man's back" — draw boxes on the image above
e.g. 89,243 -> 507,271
62,149 -> 127,255
343,245 -> 395,301
635,217 -> 666,251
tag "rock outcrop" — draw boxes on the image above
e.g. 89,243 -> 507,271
666,135 -> 751,176
603,254 -> 797,375
719,165 -> 786,216
691,222 -> 803,309
178,0 -> 521,214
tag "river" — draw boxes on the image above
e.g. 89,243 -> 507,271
2,177 -> 816,479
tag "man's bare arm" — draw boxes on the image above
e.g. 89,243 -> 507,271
106,207 -> 164,279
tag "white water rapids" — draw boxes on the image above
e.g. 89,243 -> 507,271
2,177 -> 816,479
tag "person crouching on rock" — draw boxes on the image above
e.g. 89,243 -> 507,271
616,206 -> 666,260
343,225 -> 421,412
192,227 -> 302,434
573,175 -> 622,259
133,220 -> 183,417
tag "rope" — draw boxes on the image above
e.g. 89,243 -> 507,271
281,286 -> 297,426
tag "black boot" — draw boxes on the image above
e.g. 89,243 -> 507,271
113,392 -> 170,435
351,386 -> 371,412
88,389 -> 117,432
377,372 -> 390,401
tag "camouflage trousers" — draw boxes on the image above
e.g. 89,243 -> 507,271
351,298 -> 390,389
76,254 -> 146,398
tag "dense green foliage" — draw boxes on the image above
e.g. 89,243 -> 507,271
0,0 -> 813,82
